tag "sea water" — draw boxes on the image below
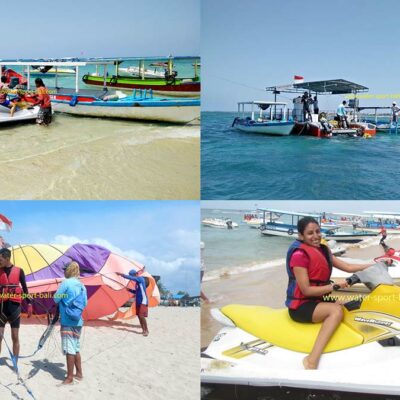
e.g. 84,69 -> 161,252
2,59 -> 200,199
201,208 -> 379,280
201,112 -> 400,200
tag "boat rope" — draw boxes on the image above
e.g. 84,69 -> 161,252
209,74 -> 266,92
2,335 -> 37,400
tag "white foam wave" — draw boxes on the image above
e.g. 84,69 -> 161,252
203,258 -> 286,281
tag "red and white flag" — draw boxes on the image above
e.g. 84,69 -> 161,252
0,214 -> 12,231
294,75 -> 304,84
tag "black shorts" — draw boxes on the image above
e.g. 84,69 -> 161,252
288,301 -> 319,323
0,301 -> 21,328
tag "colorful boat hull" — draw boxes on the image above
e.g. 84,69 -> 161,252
82,74 -> 200,97
49,91 -> 200,123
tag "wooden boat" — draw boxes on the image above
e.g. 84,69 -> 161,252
82,74 -> 200,98
50,88 -> 199,123
0,58 -> 200,123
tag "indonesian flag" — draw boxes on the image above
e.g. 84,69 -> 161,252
294,75 -> 304,84
0,214 -> 12,231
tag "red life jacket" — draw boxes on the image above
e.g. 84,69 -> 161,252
0,266 -> 23,303
286,241 -> 332,309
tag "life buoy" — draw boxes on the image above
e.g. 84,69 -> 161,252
288,229 -> 294,236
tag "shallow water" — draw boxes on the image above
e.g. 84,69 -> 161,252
0,114 -> 199,199
201,112 -> 400,200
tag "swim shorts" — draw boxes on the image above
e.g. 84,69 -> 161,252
61,326 -> 82,355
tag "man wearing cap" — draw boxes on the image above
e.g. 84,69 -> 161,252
0,248 -> 32,363
391,102 -> 400,125
117,269 -> 150,336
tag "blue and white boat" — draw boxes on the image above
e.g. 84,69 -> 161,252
258,209 -> 323,238
232,101 -> 294,136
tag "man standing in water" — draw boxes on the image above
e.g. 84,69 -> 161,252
32,78 -> 52,125
0,248 -> 32,364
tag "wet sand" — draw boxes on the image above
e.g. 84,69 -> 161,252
0,115 -> 200,199
201,236 -> 400,348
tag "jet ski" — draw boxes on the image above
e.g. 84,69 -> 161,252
201,262 -> 400,396
0,103 -> 39,124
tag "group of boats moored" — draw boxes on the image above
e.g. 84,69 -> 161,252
0,56 -> 201,125
203,208 -> 400,244
232,79 -> 397,138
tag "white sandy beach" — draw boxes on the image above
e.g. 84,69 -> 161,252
0,307 -> 199,400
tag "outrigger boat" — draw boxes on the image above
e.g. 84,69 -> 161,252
202,262 -> 400,397
231,101 -> 294,136
82,56 -> 200,98
0,58 -> 200,124
24,66 -> 76,76
266,79 -> 377,138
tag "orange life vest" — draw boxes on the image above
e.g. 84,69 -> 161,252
0,266 -> 23,303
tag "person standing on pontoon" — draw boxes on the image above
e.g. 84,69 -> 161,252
313,96 -> 319,115
301,92 -> 313,121
391,102 -> 400,125
336,100 -> 349,128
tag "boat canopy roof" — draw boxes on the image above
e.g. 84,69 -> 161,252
238,101 -> 287,106
257,208 -> 321,218
329,212 -> 365,218
266,79 -> 369,95
364,211 -> 400,218
0,55 -> 200,67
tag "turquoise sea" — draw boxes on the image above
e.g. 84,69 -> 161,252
201,112 -> 400,200
201,208 -> 288,277
10,57 -> 199,91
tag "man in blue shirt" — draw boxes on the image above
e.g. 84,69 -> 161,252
117,269 -> 150,336
336,100 -> 349,128
54,262 -> 87,384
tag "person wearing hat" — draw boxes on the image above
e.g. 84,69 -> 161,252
54,261 -> 87,384
391,102 -> 400,125
116,269 -> 150,336
0,248 -> 32,365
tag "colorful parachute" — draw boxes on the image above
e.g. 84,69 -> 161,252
9,243 -> 160,320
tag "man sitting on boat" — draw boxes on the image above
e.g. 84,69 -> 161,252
336,100 -> 349,128
318,113 -> 332,135
0,76 -> 18,117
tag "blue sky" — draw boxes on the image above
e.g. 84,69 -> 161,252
202,0 -> 400,111
0,201 -> 200,295
4,0 -> 199,58
202,200 -> 400,215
